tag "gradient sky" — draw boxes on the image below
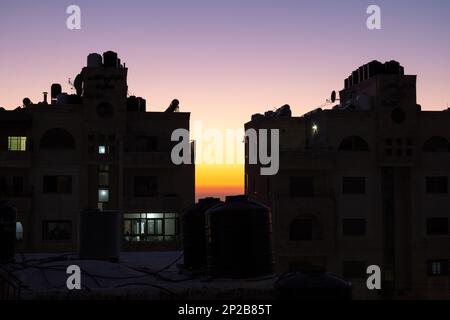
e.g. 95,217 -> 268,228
1,0 -> 450,199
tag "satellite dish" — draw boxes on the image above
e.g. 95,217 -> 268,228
331,91 -> 337,103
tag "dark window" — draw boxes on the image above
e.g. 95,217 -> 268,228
338,136 -> 369,152
134,176 -> 158,197
386,149 -> 392,156
12,176 -> 24,196
427,260 -> 449,276
343,219 -> 366,236
406,149 -> 413,157
135,136 -> 158,152
40,128 -> 75,150
290,217 -> 322,241
290,219 -> 312,241
426,177 -> 448,194
290,177 -> 314,197
342,177 -> 366,194
42,221 -> 72,241
391,108 -> 406,124
427,218 -> 449,235
99,172 -> 109,186
423,137 -> 450,152
343,261 -> 366,279
385,138 -> 392,146
43,176 -> 72,194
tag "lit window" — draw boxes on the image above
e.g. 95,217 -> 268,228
16,222 -> 23,241
312,124 -> 318,134
123,212 -> 179,242
98,188 -> 109,202
98,145 -> 107,154
8,136 -> 27,151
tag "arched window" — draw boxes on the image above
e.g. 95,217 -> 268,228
423,136 -> 450,152
40,128 -> 76,150
289,216 -> 322,241
338,136 -> 369,151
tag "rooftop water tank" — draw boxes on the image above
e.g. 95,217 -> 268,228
56,93 -> 69,105
103,51 -> 118,68
79,209 -> 121,261
182,198 -> 222,271
0,201 -> 17,263
384,60 -> 401,75
274,270 -> 352,300
136,97 -> 146,112
51,84 -> 62,104
368,60 -> 384,78
87,53 -> 102,67
206,195 -> 274,278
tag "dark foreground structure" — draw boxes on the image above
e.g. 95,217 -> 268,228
246,60 -> 450,299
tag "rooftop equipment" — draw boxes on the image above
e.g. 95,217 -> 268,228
79,209 -> 121,261
206,195 -> 274,279
182,198 -> 222,272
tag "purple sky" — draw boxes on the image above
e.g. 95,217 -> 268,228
1,0 -> 450,197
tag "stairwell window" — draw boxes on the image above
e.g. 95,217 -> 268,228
8,136 -> 27,151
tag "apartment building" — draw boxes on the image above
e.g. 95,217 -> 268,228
0,51 -> 195,253
245,60 -> 450,299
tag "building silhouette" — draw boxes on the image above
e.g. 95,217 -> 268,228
245,60 -> 450,299
0,51 -> 195,253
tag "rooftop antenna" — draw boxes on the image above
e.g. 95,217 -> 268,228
68,78 -> 75,92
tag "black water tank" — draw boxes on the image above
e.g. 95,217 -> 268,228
127,96 -> 139,111
183,198 -> 222,271
206,195 -> 273,278
274,270 -> 352,300
0,201 -> 17,263
103,51 -> 118,68
352,70 -> 359,85
384,60 -> 401,75
368,60 -> 384,78
137,97 -> 146,112
51,83 -> 62,101
79,209 -> 121,261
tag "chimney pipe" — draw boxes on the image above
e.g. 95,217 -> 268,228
43,92 -> 48,104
